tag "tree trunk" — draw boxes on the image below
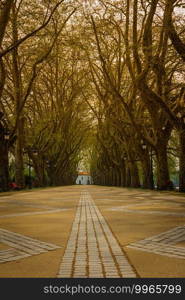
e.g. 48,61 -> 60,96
33,155 -> 52,187
112,169 -> 117,186
179,130 -> 185,192
129,161 -> 140,188
120,166 -> 126,187
125,162 -> 131,187
141,155 -> 154,189
0,0 -> 13,47
103,172 -> 106,185
101,172 -> 105,185
113,169 -> 117,186
15,118 -> 25,188
156,142 -> 170,190
102,173 -> 105,185
105,171 -> 109,185
116,169 -> 121,186
32,159 -> 45,187
0,140 -> 9,191
108,169 -> 112,186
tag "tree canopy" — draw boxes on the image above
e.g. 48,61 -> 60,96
0,0 -> 184,192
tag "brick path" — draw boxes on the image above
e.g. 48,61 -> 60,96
57,190 -> 136,278
127,225 -> 185,259
0,229 -> 61,263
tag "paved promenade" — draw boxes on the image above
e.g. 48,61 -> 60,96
58,190 -> 136,278
0,185 -> 185,277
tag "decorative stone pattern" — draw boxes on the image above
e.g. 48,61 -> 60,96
58,190 -> 136,278
0,228 -> 61,263
127,226 -> 185,259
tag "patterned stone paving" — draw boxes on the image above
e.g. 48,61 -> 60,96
0,229 -> 61,263
57,190 -> 136,278
127,226 -> 185,259
1,187 -> 185,275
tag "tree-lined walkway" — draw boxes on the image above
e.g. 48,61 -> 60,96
0,1 -> 185,193
0,185 -> 185,278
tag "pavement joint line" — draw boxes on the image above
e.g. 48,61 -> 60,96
107,207 -> 185,218
0,208 -> 70,219
57,190 -> 137,278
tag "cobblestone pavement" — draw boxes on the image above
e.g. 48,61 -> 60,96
58,190 -> 136,278
0,229 -> 61,263
127,226 -> 185,259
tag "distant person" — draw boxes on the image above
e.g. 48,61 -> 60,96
87,179 -> 90,185
79,180 -> 81,185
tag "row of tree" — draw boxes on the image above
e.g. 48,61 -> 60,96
0,0 -> 184,192
81,0 -> 185,191
0,0 -> 91,191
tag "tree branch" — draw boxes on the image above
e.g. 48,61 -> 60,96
0,0 -> 65,59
